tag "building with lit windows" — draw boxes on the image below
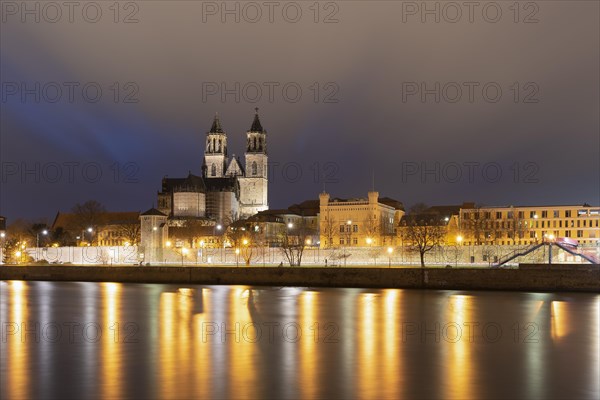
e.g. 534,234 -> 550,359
319,191 -> 404,248
457,204 -> 600,246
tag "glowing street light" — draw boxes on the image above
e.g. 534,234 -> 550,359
36,229 -> 48,247
387,246 -> 394,268
457,235 -> 463,245
165,241 -> 172,248
287,222 -> 294,229
181,247 -> 189,266
80,227 -> 94,246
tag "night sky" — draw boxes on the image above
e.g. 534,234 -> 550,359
1,1 -> 598,221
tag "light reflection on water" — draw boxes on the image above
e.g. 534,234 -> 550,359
8,281 -> 29,399
1,281 -> 598,399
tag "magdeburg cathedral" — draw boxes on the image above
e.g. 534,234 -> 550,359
155,109 -> 269,224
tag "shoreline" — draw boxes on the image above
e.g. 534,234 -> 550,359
1,264 -> 599,292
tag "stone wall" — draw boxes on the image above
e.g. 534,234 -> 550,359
2,265 -> 598,292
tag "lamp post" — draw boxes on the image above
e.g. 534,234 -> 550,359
214,224 -> 224,263
345,220 -> 352,267
165,241 -> 172,264
81,227 -> 93,246
235,248 -> 240,267
199,240 -> 205,265
456,235 -> 463,267
18,242 -> 26,263
181,247 -> 188,266
306,238 -> 313,263
36,229 -> 48,248
0,232 -> 5,263
387,246 -> 393,268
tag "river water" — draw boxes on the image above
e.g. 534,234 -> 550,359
1,281 -> 598,399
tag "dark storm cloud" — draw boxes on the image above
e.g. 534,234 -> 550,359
1,1 -> 598,220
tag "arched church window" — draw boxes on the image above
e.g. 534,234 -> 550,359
252,161 -> 257,176
254,137 -> 257,150
211,164 -> 217,177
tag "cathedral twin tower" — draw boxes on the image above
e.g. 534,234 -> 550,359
156,109 -> 269,224
202,108 -> 269,219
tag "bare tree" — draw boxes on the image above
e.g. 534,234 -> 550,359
226,223 -> 260,266
2,238 -> 20,264
6,219 -> 36,245
278,219 -> 315,266
71,200 -> 106,244
401,216 -> 446,268
504,208 -> 530,245
462,206 -> 496,245
320,213 -> 337,249
117,223 -> 141,245
362,215 -> 380,245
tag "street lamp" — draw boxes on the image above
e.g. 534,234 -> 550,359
199,240 -> 205,264
36,229 -> 48,248
235,248 -> 240,267
457,235 -> 463,245
81,227 -> 93,246
181,247 -> 188,266
0,232 -> 5,262
387,246 -> 393,268
344,220 -> 352,267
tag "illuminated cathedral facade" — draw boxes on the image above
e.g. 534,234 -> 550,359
155,109 -> 269,224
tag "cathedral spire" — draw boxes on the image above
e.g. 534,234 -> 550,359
249,108 -> 265,133
209,113 -> 224,134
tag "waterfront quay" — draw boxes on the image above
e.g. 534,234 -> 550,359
1,264 -> 598,292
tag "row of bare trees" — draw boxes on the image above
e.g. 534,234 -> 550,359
2,200 -> 140,249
